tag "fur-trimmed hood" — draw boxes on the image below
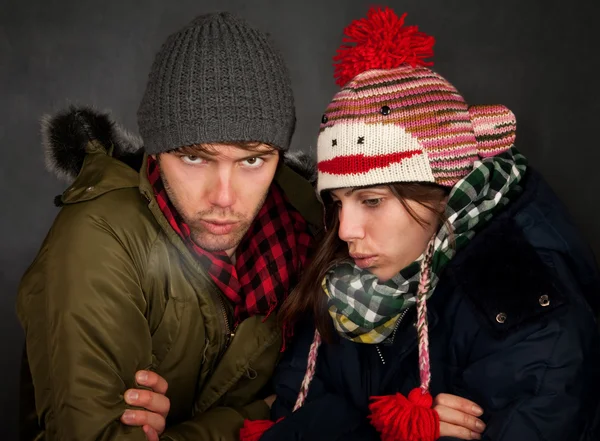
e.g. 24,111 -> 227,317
42,106 -> 317,184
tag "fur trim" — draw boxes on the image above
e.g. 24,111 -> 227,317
42,106 -> 143,181
283,150 -> 317,186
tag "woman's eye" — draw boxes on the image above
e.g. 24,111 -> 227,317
181,155 -> 205,165
242,157 -> 265,168
363,198 -> 383,207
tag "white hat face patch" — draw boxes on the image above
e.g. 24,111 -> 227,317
317,121 -> 434,192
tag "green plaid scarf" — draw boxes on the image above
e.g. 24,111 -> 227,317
325,146 -> 528,343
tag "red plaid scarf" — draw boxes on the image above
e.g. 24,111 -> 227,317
147,156 -> 313,324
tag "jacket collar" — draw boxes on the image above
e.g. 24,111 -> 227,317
60,140 -> 139,204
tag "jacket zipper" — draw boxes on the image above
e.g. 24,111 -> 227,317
216,292 -> 235,347
375,308 -> 410,365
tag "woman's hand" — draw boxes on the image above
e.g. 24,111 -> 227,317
434,393 -> 486,440
121,370 -> 170,441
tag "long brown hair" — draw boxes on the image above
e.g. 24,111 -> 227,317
278,182 -> 450,343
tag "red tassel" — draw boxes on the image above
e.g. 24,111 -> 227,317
333,7 -> 435,87
368,388 -> 440,441
239,419 -> 275,441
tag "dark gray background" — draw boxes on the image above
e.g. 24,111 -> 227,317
1,0 -> 598,439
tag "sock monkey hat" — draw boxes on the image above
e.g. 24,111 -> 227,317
313,8 -> 518,441
316,7 -> 516,195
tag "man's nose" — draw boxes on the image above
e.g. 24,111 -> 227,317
208,169 -> 235,208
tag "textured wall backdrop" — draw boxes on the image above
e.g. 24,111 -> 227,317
1,0 -> 598,438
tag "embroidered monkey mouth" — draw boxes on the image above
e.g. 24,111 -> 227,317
318,150 -> 423,175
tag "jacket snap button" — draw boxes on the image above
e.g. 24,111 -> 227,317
496,312 -> 507,324
539,294 -> 550,307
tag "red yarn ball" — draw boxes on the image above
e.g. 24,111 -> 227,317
408,387 -> 434,408
369,388 -> 440,441
333,7 -> 435,87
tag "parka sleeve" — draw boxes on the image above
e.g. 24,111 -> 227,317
17,207 -> 152,441
159,400 -> 270,440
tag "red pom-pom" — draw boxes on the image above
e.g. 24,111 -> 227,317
368,388 -> 440,441
239,419 -> 276,441
333,7 -> 435,87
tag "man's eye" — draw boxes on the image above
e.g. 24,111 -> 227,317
181,155 -> 205,165
242,157 -> 265,168
363,198 -> 383,207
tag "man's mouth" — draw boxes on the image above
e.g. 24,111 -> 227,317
199,219 -> 239,235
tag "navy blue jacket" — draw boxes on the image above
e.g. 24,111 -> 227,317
263,170 -> 600,441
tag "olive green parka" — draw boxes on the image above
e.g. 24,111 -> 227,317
16,108 -> 322,441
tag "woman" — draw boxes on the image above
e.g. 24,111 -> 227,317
241,7 -> 600,441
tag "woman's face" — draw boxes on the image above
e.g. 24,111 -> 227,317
330,186 -> 442,282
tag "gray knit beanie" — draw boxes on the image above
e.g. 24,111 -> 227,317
137,12 -> 296,154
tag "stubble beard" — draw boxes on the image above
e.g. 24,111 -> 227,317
160,171 -> 269,253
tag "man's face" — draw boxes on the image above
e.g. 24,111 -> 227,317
156,143 -> 279,257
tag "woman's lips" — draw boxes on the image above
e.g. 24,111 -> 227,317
350,254 -> 377,269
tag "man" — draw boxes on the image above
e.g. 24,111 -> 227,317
17,12 -> 322,441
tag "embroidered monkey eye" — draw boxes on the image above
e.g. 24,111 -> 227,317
357,136 -> 364,145
332,139 -> 337,147
380,105 -> 391,115
321,114 -> 328,124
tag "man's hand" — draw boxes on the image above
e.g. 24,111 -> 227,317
121,370 -> 170,441
434,393 -> 486,440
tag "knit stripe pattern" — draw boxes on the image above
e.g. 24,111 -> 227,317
316,66 -> 517,192
469,105 -> 517,158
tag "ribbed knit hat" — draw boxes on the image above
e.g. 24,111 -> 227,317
316,8 -> 516,194
138,12 -> 296,154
